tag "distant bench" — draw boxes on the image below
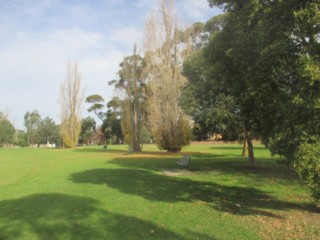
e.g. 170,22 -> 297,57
176,154 -> 191,168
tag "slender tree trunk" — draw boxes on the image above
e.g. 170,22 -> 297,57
244,122 -> 255,167
247,134 -> 255,167
241,136 -> 247,157
132,107 -> 141,152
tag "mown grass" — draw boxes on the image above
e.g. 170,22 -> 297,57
0,143 -> 319,240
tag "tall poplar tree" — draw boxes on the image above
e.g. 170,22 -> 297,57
59,62 -> 84,148
144,0 -> 192,152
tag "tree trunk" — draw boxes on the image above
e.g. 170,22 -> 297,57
241,137 -> 247,157
244,122 -> 255,167
131,105 -> 141,152
247,135 -> 255,167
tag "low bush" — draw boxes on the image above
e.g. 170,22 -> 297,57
295,141 -> 320,200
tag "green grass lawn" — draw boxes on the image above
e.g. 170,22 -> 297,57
0,143 -> 319,240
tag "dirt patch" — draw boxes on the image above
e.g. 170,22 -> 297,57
191,140 -> 261,145
124,152 -> 182,158
162,169 -> 191,176
191,141 -> 233,145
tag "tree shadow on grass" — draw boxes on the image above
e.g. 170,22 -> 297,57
108,153 -> 300,184
70,168 -> 319,217
0,193 -> 213,240
209,146 -> 267,150
190,154 -> 300,182
106,152 -> 228,170
74,147 -> 126,154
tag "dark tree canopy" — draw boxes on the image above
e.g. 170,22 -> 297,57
200,0 -> 320,199
0,118 -> 15,146
79,116 -> 96,145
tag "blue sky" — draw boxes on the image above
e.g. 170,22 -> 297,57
0,0 -> 221,129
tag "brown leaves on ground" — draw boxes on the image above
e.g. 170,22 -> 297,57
252,210 -> 320,240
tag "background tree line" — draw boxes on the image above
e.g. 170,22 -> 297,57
0,109 -> 101,148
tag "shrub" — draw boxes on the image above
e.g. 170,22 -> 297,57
294,141 -> 320,200
156,116 -> 192,152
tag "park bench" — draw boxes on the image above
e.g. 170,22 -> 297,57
176,154 -> 191,168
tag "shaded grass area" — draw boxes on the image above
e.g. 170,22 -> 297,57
0,193 -> 205,240
70,168 -> 316,217
0,143 -> 319,239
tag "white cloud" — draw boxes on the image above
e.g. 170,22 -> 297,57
107,26 -> 144,50
176,0 -> 222,24
0,27 -> 126,129
134,0 -> 158,10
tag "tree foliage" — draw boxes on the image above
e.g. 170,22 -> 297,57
86,95 -> 106,120
0,118 -> 15,147
295,140 -> 320,199
59,62 -> 84,148
86,94 -> 124,145
111,46 -> 147,151
15,130 -> 28,147
203,0 -> 320,198
24,111 -> 60,147
182,24 -> 243,143
24,110 -> 41,146
0,111 -> 8,120
79,116 -> 96,145
144,0 -> 192,152
37,117 -> 60,146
